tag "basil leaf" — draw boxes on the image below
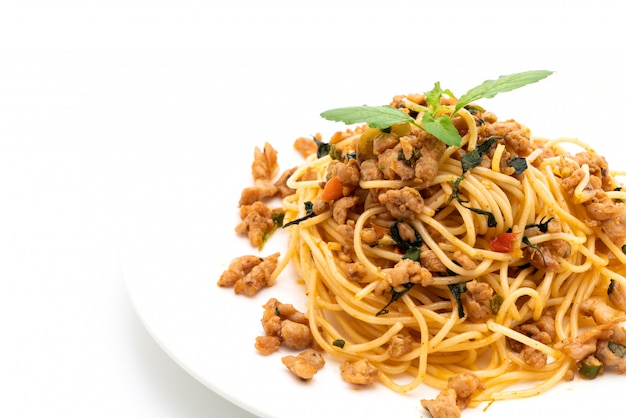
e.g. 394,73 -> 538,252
448,282 -> 468,318
320,105 -> 416,129
283,201 -> 315,227
421,113 -> 462,147
454,70 -> 554,112
461,136 -> 498,172
508,156 -> 528,174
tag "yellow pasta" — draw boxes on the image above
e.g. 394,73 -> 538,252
267,95 -> 626,410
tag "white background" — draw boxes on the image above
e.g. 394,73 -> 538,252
1,1 -> 625,417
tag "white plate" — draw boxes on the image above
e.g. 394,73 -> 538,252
121,72 -> 626,417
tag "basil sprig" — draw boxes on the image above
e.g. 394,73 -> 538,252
320,70 -> 553,147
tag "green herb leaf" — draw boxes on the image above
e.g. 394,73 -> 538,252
313,137 -> 331,158
525,217 -> 553,233
608,279 -> 616,295
421,113 -> 462,147
332,339 -> 346,348
454,70 -> 554,112
508,157 -> 528,174
448,282 -> 468,318
461,136 -> 498,172
320,105 -> 416,130
376,283 -> 415,316
424,82 -> 454,114
283,201 -> 315,227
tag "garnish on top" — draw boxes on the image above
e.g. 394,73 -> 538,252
320,70 -> 553,147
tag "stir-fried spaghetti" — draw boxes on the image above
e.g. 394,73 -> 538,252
220,81 -> 626,416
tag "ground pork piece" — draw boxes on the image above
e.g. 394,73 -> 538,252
387,333 -> 415,359
447,373 -> 484,409
574,152 -> 615,191
379,147 -> 415,181
254,335 -> 281,355
421,389 -> 461,418
387,258 -> 434,287
330,159 -> 361,187
252,142 -> 278,181
601,210 -> 626,248
345,262 -> 367,282
339,358 -> 380,385
413,133 -> 446,189
554,323 -> 614,360
595,340 -> 626,374
218,253 -> 280,296
332,196 -> 359,225
520,345 -> 547,369
263,297 -> 308,326
359,159 -> 384,181
461,280 -> 493,322
523,239 -> 570,272
280,319 -> 313,350
293,136 -> 318,158
235,201 -> 277,247
420,247 -> 447,273
373,134 -> 399,155
580,297 -> 626,324
274,167 -> 296,198
609,280 -> 626,311
452,250 -> 477,270
239,182 -> 279,206
282,349 -> 326,380
378,187 -> 424,220
218,255 -> 263,287
481,120 -> 535,157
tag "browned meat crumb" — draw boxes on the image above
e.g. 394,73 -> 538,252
235,201 -> 278,247
273,167 -> 296,198
421,388 -> 460,418
254,336 -> 281,355
387,333 -> 415,359
460,280 -> 493,322
378,187 -> 424,220
387,258 -> 433,287
293,136 -> 318,158
339,358 -> 380,385
580,297 -> 626,324
256,298 -> 313,354
421,373 -> 484,418
217,253 -> 280,296
332,196 -> 359,225
281,349 -> 325,380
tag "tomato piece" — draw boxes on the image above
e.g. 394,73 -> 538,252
489,232 -> 518,253
320,176 -> 345,202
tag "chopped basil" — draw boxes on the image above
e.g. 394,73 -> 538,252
313,137 -> 331,158
508,157 -> 528,174
376,283 -> 415,316
448,282 -> 468,318
525,216 -> 553,233
461,136 -> 498,173
283,201 -> 315,227
332,339 -> 346,348
608,279 -> 616,295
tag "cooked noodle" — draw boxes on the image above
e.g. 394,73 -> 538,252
266,100 -> 626,406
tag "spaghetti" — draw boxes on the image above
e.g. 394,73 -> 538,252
223,88 -> 626,416
272,96 -> 626,408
